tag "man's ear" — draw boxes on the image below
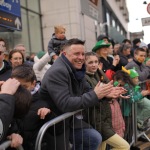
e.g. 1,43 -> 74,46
32,80 -> 36,88
63,51 -> 66,55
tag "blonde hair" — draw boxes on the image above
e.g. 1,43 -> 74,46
54,25 -> 66,34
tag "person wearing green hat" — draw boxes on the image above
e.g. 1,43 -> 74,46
113,69 -> 150,141
92,40 -> 120,80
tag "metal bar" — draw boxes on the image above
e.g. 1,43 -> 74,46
0,140 -> 24,150
35,109 -> 82,150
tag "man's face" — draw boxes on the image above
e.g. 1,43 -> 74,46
134,51 -> 146,63
64,44 -> 85,69
0,41 -> 6,51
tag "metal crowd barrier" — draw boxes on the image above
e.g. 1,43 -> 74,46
129,80 -> 150,146
35,109 -> 82,150
0,140 -> 24,150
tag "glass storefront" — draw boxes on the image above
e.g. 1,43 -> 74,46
0,0 -> 43,56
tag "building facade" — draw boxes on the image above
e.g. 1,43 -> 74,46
0,0 -> 129,54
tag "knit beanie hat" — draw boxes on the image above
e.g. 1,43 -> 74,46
132,38 -> 141,46
139,42 -> 148,48
37,51 -> 45,59
122,66 -> 139,78
97,34 -> 109,42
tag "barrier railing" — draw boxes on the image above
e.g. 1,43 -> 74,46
35,109 -> 82,150
0,80 -> 149,150
0,140 -> 24,150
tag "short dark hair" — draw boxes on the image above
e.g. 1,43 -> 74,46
64,38 -> 85,47
11,64 -> 36,82
85,51 -> 98,60
134,47 -> 146,55
14,85 -> 32,118
0,38 -> 5,44
122,39 -> 131,44
119,44 -> 132,53
132,38 -> 141,46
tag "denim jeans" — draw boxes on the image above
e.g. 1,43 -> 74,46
70,128 -> 102,150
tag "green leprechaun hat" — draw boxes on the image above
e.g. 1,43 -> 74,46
92,40 -> 110,52
122,66 -> 139,78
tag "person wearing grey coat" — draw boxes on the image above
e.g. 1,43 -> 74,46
125,48 -> 150,90
40,38 -> 124,150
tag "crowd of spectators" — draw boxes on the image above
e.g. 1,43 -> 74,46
0,25 -> 150,150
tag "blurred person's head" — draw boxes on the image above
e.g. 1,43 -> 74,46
0,45 -> 5,66
30,52 -> 36,62
122,39 -> 131,45
119,44 -> 131,56
139,42 -> 148,56
54,25 -> 66,40
14,44 -> 26,57
113,43 -> 121,55
134,48 -> 146,63
132,38 -> 141,47
62,38 -> 85,70
9,49 -> 24,68
0,38 -> 6,51
97,34 -> 109,43
145,57 -> 150,66
108,43 -> 114,56
85,52 -> 99,74
92,40 -> 110,58
113,70 -> 134,87
11,64 -> 36,91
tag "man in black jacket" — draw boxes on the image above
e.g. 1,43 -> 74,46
40,38 -> 124,150
0,78 -> 20,142
0,46 -> 12,81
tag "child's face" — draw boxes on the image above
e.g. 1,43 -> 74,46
85,56 -> 99,73
116,80 -> 125,87
15,78 -> 35,91
132,77 -> 139,85
55,29 -> 65,40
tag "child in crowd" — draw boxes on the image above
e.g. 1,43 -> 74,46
85,52 -> 130,150
113,68 -> 150,134
47,25 -> 68,63
11,64 -> 54,150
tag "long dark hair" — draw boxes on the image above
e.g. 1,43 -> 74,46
113,70 -> 134,87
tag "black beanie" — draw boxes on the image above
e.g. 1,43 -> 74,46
132,38 -> 141,46
97,34 -> 109,42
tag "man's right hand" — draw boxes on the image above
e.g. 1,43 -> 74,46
94,81 -> 113,99
0,78 -> 20,95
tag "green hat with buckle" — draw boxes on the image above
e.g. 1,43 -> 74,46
122,66 -> 139,78
92,40 -> 111,52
